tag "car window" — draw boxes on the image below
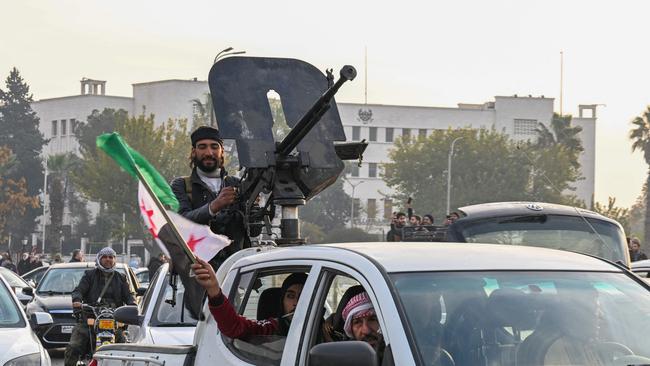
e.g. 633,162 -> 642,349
392,271 -> 650,366
138,267 -> 162,314
37,268 -> 87,293
0,281 -> 25,328
136,270 -> 149,283
150,273 -> 197,326
225,266 -> 310,366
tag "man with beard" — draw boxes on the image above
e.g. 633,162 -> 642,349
171,126 -> 248,267
341,291 -> 385,360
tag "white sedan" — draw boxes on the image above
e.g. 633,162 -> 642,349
94,243 -> 650,366
0,271 -> 53,366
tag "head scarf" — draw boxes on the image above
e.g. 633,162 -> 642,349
342,291 -> 376,338
96,247 -> 117,273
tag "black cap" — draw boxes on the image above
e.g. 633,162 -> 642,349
281,273 -> 308,294
191,126 -> 223,147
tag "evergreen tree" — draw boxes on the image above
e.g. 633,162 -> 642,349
0,68 -> 46,242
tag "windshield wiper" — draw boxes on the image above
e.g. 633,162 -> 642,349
37,290 -> 69,295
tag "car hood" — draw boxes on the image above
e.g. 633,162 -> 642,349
35,294 -> 72,310
0,328 -> 43,364
148,327 -> 196,345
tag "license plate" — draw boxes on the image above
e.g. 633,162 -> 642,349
98,319 -> 115,330
61,325 -> 74,334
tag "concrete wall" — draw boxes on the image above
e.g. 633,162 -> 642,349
132,79 -> 209,127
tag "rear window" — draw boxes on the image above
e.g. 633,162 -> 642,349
458,214 -> 627,263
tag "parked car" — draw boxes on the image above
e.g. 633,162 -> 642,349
631,259 -> 650,283
446,201 -> 630,266
94,242 -> 650,365
0,270 -> 52,366
25,261 -> 142,349
21,264 -> 49,287
133,267 -> 149,289
116,263 -> 197,345
0,266 -> 34,307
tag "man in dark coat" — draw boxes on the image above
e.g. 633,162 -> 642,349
64,247 -> 135,366
170,126 -> 251,268
147,252 -> 166,276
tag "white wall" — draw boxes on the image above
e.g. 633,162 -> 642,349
132,79 -> 209,127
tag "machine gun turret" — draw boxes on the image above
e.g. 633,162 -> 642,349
209,57 -> 366,245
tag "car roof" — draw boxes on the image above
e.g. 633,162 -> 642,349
236,242 -> 623,273
456,201 -> 618,225
47,261 -> 129,269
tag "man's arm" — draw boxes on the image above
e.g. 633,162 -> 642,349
118,273 -> 136,306
192,258 -> 279,340
171,177 -> 213,224
71,270 -> 92,307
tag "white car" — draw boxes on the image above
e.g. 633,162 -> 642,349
94,243 -> 650,366
115,263 -> 197,345
0,270 -> 53,366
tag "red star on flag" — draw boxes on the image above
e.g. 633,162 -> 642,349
140,199 -> 158,238
186,233 -> 206,252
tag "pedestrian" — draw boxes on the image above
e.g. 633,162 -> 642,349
629,237 -> 648,262
387,212 -> 407,241
69,249 -> 84,262
148,252 -> 166,276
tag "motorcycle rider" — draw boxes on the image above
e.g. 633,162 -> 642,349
64,247 -> 135,366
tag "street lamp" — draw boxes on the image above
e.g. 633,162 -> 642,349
213,47 -> 246,63
344,179 -> 365,229
446,137 -> 463,215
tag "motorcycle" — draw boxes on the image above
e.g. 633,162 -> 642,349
75,303 -> 126,366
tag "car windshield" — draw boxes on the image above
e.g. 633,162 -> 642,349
0,281 -> 25,328
136,270 -> 149,283
0,268 -> 29,288
458,215 -> 626,263
151,274 -> 197,327
392,271 -> 650,366
37,267 -> 89,294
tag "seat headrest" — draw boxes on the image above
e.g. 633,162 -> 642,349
485,288 -> 538,329
257,287 -> 283,320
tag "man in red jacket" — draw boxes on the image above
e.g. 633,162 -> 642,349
192,258 -> 307,339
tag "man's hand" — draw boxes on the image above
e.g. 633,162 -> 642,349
72,301 -> 82,309
191,258 -> 221,299
209,186 -> 237,213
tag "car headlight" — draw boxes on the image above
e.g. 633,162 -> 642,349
3,353 -> 41,366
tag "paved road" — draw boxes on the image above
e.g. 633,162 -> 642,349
48,348 -> 65,366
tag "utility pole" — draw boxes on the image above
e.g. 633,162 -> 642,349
42,155 -> 48,254
446,137 -> 463,215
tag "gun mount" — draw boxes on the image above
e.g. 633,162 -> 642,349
209,57 -> 366,245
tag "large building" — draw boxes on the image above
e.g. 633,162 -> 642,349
32,78 -> 597,234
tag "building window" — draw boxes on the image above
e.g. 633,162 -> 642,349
350,164 -> 359,177
368,163 -> 377,178
70,119 -> 76,135
51,120 -> 58,136
385,128 -> 394,142
369,127 -> 377,142
384,199 -> 393,220
419,129 -> 427,138
353,198 -> 361,219
60,119 -> 67,135
514,119 -> 538,136
402,128 -> 411,139
352,126 -> 361,141
367,199 -> 376,220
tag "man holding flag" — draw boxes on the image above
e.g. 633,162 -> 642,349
97,131 -> 232,318
170,126 -> 252,268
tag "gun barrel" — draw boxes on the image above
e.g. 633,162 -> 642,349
277,65 -> 356,156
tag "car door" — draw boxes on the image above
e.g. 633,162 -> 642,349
194,259 -> 320,366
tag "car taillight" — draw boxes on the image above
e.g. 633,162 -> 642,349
88,359 -> 98,366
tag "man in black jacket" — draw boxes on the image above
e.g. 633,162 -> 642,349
64,247 -> 135,366
170,126 -> 250,268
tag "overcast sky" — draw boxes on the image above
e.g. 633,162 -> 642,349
1,0 -> 647,207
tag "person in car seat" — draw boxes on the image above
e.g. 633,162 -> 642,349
191,257 -> 307,340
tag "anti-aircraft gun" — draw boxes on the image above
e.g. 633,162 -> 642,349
209,57 -> 367,245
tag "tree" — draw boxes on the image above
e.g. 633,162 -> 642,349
383,128 -> 582,220
301,178 -> 352,232
46,153 -> 82,254
0,68 -> 46,241
72,113 -> 190,243
190,93 -> 215,129
592,197 -> 631,234
0,146 -> 39,243
75,108 -> 129,152
535,113 -> 584,169
629,106 -> 650,241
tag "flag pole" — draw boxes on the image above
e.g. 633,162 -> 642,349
133,166 -> 197,264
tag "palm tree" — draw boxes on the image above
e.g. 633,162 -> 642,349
47,153 -> 79,254
535,113 -> 584,169
630,106 -> 650,241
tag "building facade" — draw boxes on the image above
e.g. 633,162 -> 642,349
31,79 -> 596,234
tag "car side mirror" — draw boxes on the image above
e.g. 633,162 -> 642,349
309,341 -> 378,366
114,305 -> 142,326
22,287 -> 34,296
136,287 -> 147,296
29,312 -> 53,329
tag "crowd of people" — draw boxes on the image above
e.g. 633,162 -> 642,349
386,200 -> 459,242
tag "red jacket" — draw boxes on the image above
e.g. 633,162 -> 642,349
209,293 -> 280,340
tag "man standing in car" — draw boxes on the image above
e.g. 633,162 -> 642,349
64,247 -> 135,366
